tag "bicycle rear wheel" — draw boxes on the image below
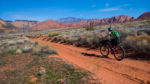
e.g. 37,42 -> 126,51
100,45 -> 109,57
113,46 -> 125,61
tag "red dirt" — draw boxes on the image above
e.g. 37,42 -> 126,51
30,75 -> 37,82
30,37 -> 150,84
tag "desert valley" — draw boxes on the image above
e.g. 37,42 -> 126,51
0,1 -> 150,83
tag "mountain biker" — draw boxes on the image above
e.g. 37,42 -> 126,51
103,27 -> 120,52
105,27 -> 120,45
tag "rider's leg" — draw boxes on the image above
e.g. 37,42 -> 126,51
101,40 -> 109,45
110,39 -> 120,53
111,39 -> 120,46
110,39 -> 116,53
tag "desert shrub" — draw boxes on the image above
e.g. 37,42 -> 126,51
137,31 -> 148,35
85,22 -> 95,31
56,36 -> 65,42
51,36 -> 61,42
0,60 -> 7,67
85,25 -> 94,31
76,35 -> 88,47
142,30 -> 150,35
45,37 -> 52,41
48,32 -> 60,37
32,44 -> 58,56
146,30 -> 150,35
58,36 -> 68,43
117,28 -> 136,42
0,37 -> 34,56
66,37 -> 78,45
90,35 -> 101,48
122,35 -> 150,54
0,29 -> 5,33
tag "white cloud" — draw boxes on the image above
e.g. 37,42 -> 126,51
105,3 -> 109,7
99,8 -> 121,12
92,4 -> 96,8
99,4 -> 130,12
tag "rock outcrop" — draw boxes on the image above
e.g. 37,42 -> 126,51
31,19 -> 77,30
6,20 -> 40,29
137,12 -> 150,20
0,19 -> 18,33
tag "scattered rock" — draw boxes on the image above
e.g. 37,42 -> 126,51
39,69 -> 46,76
23,37 -> 31,42
32,41 -> 38,47
7,40 -> 16,45
41,49 -> 58,55
16,49 -> 22,54
23,46 -> 33,53
5,46 -> 17,52
16,39 -> 24,44
0,37 -> 37,54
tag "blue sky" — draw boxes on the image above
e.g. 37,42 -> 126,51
0,0 -> 150,21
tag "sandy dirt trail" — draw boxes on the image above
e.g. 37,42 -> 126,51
30,38 -> 150,84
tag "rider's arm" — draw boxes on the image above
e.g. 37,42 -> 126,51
104,32 -> 111,40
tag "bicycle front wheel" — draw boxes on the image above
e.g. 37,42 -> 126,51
99,45 -> 109,57
113,46 -> 125,61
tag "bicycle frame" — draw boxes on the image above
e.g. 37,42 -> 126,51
104,41 -> 114,50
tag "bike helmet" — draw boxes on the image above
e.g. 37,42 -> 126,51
108,27 -> 113,31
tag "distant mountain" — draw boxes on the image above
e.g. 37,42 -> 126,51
58,17 -> 82,23
0,19 -> 18,33
31,19 -> 77,30
74,15 -> 136,26
31,15 -> 136,30
137,12 -> 150,20
6,20 -> 40,29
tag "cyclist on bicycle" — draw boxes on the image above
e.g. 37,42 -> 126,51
103,26 -> 120,52
100,27 -> 125,60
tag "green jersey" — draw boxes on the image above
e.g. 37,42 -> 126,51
109,30 -> 120,39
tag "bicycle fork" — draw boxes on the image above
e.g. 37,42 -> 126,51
106,42 -> 115,54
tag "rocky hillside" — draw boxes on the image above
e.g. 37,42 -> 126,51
0,19 -> 18,33
31,19 -> 77,30
6,20 -> 40,29
74,15 -> 136,26
31,15 -> 136,30
137,12 -> 150,20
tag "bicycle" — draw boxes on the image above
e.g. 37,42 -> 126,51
99,40 -> 125,61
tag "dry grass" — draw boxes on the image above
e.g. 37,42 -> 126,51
0,36 -> 100,84
32,43 -> 58,56
122,35 -> 150,54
